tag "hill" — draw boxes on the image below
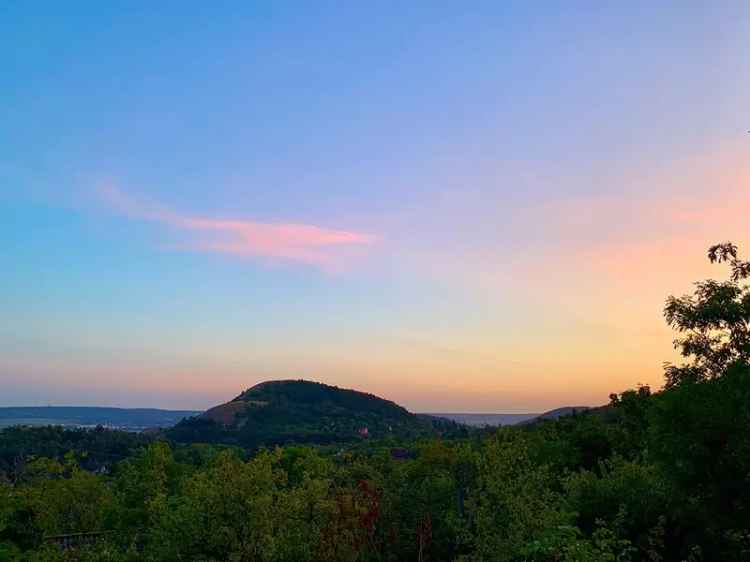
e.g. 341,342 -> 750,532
428,407 -> 592,427
0,406 -> 199,431
426,412 -> 540,427
515,406 -> 592,426
533,406 -> 590,421
167,379 -> 435,448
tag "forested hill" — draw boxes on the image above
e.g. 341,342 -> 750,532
233,379 -> 412,419
167,379 -> 440,447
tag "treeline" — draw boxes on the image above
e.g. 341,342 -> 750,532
0,243 -> 748,561
0,426 -> 151,475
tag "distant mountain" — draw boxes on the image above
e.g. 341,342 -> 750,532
429,407 -> 592,427
516,406 -> 591,426
426,413 -> 540,427
534,406 -> 590,420
168,379 -> 431,448
0,406 -> 199,430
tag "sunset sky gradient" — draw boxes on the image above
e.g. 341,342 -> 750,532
2,2 -> 749,411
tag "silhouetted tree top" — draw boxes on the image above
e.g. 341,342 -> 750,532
663,242 -> 750,387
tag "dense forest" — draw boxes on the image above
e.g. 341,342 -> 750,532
1,243 -> 749,561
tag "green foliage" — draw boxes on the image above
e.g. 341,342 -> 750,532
148,448 -> 338,562
564,457 -> 669,557
664,242 -> 750,386
647,363 -> 750,559
111,441 -> 181,535
20,458 -> 113,537
470,431 -> 567,561
520,521 -> 635,562
534,413 -> 615,472
606,386 -> 652,461
0,480 -> 23,559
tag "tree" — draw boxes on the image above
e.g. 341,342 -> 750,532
564,456 -> 668,557
663,242 -> 750,387
111,440 -> 181,544
469,430 -> 567,561
647,363 -> 750,560
607,386 -> 652,460
148,448 -> 335,562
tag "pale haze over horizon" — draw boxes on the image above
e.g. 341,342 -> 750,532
2,2 -> 749,412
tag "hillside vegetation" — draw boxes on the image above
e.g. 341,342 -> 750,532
168,380 -> 444,448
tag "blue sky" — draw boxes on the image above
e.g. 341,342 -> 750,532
2,2 -> 749,410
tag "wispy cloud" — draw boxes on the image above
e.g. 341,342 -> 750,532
98,185 -> 376,270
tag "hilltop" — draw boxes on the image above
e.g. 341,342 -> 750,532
167,379 -> 439,448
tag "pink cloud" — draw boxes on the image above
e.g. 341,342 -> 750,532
98,185 -> 375,269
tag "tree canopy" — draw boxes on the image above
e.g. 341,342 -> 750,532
664,242 -> 750,386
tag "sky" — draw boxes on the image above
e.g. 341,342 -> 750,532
1,1 -> 749,412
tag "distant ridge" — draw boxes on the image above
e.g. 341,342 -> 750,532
430,406 -> 591,427
425,413 -> 539,427
517,406 -> 591,426
534,406 -> 590,421
0,406 -> 199,430
0,397 -> 592,434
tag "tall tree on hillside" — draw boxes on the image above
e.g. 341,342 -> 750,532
663,242 -> 750,387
